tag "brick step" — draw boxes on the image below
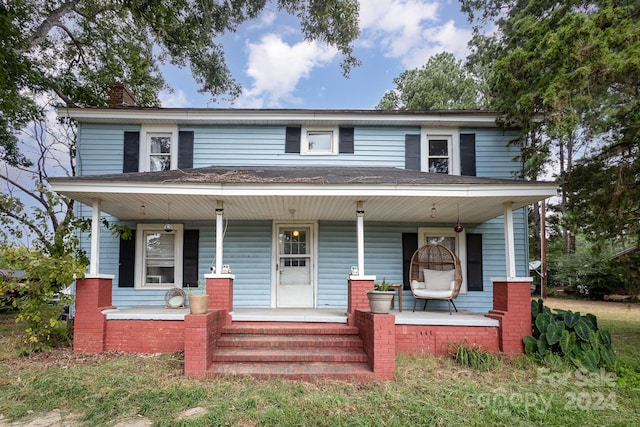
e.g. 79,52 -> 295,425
216,334 -> 363,348
222,322 -> 359,336
213,347 -> 368,363
208,361 -> 374,381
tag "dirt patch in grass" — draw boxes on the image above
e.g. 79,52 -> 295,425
543,297 -> 640,322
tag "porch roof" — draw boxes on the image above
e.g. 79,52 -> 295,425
49,166 -> 557,223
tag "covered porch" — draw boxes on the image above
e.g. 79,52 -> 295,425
51,166 -> 556,380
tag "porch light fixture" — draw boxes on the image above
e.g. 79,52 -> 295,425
215,200 -> 224,215
454,203 -> 464,233
163,202 -> 173,233
431,203 -> 437,218
139,203 -> 146,216
356,201 -> 364,217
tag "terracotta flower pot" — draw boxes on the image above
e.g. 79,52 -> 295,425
188,294 -> 209,314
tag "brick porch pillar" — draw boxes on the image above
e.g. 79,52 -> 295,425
355,310 -> 396,380
205,274 -> 234,325
347,275 -> 375,326
486,277 -> 533,354
184,310 -> 226,378
73,275 -> 115,353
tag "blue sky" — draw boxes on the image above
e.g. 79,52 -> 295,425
159,0 -> 473,109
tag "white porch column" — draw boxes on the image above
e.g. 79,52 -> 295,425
356,201 -> 365,275
503,202 -> 516,278
215,200 -> 224,274
90,198 -> 101,276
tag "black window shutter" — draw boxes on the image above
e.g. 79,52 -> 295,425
460,133 -> 476,176
178,131 -> 194,169
466,233 -> 483,291
339,127 -> 354,153
123,131 -> 140,173
118,230 -> 136,287
183,230 -> 199,288
285,127 -> 301,153
402,233 -> 419,290
405,134 -> 421,170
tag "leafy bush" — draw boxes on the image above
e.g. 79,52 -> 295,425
0,246 -> 86,353
524,299 -> 616,371
452,340 -> 500,371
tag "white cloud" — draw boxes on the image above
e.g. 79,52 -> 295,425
359,0 -> 472,68
159,89 -> 189,108
237,34 -> 338,107
404,20 -> 473,68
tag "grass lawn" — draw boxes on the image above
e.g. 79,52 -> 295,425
0,298 -> 639,426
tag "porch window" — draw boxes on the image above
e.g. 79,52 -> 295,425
136,224 -> 183,289
139,126 -> 179,172
418,226 -> 467,293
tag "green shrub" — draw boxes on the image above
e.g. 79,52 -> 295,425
0,246 -> 86,353
524,299 -> 616,371
452,340 -> 500,371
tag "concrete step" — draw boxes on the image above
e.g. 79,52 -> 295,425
212,347 -> 368,363
208,361 -> 375,381
222,322 -> 359,335
210,321 -> 372,380
216,333 -> 364,348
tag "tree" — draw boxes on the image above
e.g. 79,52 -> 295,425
376,52 -> 482,110
1,0 -> 360,351
1,0 -> 361,167
462,0 -> 640,251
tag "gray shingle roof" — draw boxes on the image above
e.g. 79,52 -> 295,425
54,166 -> 548,186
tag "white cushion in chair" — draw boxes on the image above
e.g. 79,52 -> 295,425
413,289 -> 453,299
424,269 -> 455,291
411,280 -> 426,290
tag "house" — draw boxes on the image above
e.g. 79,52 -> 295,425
49,85 -> 557,380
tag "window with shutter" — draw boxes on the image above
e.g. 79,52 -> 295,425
418,226 -> 468,293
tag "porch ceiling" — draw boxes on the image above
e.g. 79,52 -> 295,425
50,167 -> 558,224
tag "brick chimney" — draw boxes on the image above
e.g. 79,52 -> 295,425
108,83 -> 136,107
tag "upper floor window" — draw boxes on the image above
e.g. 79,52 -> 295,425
302,128 -> 338,155
285,126 -> 354,155
427,137 -> 451,173
140,126 -> 179,172
421,129 -> 460,175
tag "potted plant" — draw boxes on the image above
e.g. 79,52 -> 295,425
366,278 -> 395,314
188,279 -> 209,314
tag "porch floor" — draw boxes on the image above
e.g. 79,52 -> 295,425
103,307 -> 498,327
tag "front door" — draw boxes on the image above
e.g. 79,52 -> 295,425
275,225 -> 314,307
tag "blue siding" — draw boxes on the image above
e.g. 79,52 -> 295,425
462,127 -> 521,179
77,123 -> 140,175
183,125 -> 418,168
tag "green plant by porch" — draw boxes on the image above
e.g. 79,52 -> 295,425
523,299 -> 616,371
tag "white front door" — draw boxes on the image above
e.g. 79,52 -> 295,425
275,225 -> 314,307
